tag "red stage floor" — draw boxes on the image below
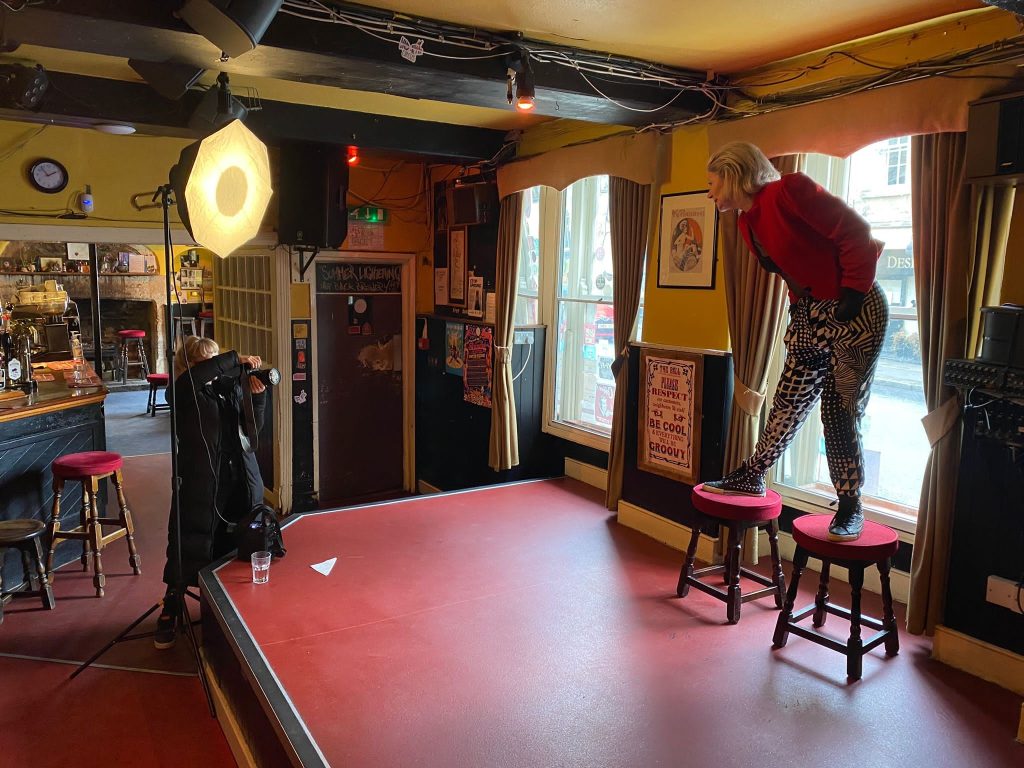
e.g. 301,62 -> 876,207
201,478 -> 1023,768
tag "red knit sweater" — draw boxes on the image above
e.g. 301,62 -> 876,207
737,172 -> 882,301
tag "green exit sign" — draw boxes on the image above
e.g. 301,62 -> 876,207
349,206 -> 388,223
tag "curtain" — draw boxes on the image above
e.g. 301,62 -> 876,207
719,155 -> 799,476
906,133 -> 1014,635
604,178 -> 651,511
489,192 -> 524,470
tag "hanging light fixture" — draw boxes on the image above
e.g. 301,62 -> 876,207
346,145 -> 360,166
504,47 -> 536,113
169,119 -> 273,258
514,69 -> 536,112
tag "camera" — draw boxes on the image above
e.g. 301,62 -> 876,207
242,362 -> 280,387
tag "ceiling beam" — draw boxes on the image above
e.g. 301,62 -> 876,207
4,71 -> 509,162
1,1 -> 714,126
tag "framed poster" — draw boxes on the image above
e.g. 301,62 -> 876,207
657,190 -> 718,289
637,348 -> 703,484
448,227 -> 466,305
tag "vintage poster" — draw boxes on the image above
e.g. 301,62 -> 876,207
462,323 -> 493,407
448,227 -> 466,303
657,191 -> 718,289
467,275 -> 484,318
637,348 -> 703,484
434,267 -> 449,306
445,321 -> 464,377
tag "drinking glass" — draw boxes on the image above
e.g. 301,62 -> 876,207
251,551 -> 271,584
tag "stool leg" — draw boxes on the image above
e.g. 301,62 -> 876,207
677,521 -> 702,598
85,478 -> 105,597
767,518 -> 785,608
812,561 -> 831,627
112,469 -> 141,575
31,539 -> 55,611
726,522 -> 742,624
120,340 -> 128,384
147,384 -> 155,416
139,340 -> 150,377
878,558 -> 900,657
80,485 -> 92,571
46,477 -> 64,579
20,547 -> 36,591
0,554 -> 4,625
847,564 -> 865,680
774,547 -> 808,648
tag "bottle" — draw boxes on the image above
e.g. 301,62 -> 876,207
70,332 -> 84,364
17,332 -> 33,391
0,314 -> 16,389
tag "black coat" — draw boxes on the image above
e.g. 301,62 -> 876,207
162,351 -> 267,587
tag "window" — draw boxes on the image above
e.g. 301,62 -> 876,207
514,187 -> 541,326
769,137 -> 927,530
886,137 -> 909,186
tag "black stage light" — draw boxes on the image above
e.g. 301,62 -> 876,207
0,63 -> 48,110
187,72 -> 248,133
178,0 -> 285,59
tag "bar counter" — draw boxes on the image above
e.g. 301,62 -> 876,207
0,362 -> 108,592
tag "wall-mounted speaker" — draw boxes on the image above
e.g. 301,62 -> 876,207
128,59 -> 204,100
278,142 -> 349,249
178,0 -> 284,59
966,92 -> 1024,182
446,182 -> 497,226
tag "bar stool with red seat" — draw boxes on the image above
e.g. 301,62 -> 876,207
146,373 -> 170,416
198,309 -> 214,339
772,514 -> 899,681
117,329 -> 149,384
677,484 -> 786,624
46,451 -> 141,597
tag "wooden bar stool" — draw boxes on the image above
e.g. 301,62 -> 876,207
117,329 -> 149,383
772,514 -> 899,681
198,309 -> 214,338
677,485 -> 785,624
46,451 -> 142,597
173,316 -> 198,339
0,520 -> 56,624
146,373 -> 170,416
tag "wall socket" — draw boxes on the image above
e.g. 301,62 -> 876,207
513,330 -> 534,346
985,575 -> 1024,614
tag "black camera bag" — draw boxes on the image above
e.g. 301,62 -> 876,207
236,503 -> 286,561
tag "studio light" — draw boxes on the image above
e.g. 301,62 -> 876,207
505,47 -> 536,113
0,62 -> 48,110
188,72 -> 248,134
169,119 -> 273,258
515,70 -> 536,112
178,0 -> 285,59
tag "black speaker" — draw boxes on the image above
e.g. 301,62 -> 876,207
966,93 -> 1024,181
128,59 -> 205,100
278,142 -> 349,249
179,0 -> 284,59
447,182 -> 497,226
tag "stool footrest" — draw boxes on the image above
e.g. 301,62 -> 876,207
684,577 -> 730,602
784,623 -> 849,654
737,567 -> 777,589
817,602 -> 886,631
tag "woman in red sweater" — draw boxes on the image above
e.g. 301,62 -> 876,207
702,141 -> 888,542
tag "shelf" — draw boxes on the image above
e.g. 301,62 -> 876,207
0,272 -> 158,277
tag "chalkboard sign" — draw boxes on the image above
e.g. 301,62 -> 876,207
316,262 -> 402,294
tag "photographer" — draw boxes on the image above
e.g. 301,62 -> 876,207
155,335 -> 269,649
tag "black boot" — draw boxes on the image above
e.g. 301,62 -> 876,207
828,496 -> 864,542
703,461 -> 767,497
154,589 -> 179,650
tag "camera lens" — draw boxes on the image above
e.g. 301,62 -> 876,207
248,366 -> 281,386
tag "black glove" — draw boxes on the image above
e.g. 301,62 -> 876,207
834,287 -> 866,322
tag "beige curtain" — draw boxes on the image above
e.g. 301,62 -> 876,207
720,156 -> 798,474
489,193 -> 524,471
604,178 -> 651,511
906,133 -> 1015,635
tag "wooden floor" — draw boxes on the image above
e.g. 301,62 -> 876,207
1,458 -> 1021,767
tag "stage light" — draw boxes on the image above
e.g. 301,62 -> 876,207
504,47 -> 536,112
346,145 -> 359,166
169,119 -> 273,258
0,63 -> 48,110
188,72 -> 248,134
515,71 -> 536,112
178,0 -> 285,59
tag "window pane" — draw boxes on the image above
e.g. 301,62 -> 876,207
515,187 -> 541,326
775,138 -> 927,517
552,176 -> 613,437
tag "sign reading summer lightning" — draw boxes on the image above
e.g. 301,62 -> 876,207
637,348 -> 703,485
316,262 -> 402,294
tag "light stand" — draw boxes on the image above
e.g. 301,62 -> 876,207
71,185 -> 215,717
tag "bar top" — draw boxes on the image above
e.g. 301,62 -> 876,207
0,360 -> 107,424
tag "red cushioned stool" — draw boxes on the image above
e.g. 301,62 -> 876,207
46,451 -> 141,597
198,309 -> 214,339
677,485 -> 785,624
117,329 -> 149,384
146,373 -> 170,417
772,514 -> 899,681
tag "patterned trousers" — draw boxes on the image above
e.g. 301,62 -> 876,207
747,282 -> 889,498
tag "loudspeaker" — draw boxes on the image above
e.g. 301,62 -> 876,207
966,93 -> 1024,181
278,142 -> 349,249
447,182 -> 496,226
179,0 -> 284,59
128,59 -> 205,100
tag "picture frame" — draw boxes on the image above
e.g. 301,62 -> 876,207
637,347 -> 703,485
448,227 -> 467,305
657,190 -> 718,289
38,256 -> 65,273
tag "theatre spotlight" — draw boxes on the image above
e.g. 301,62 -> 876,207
169,119 -> 273,258
188,72 -> 248,133
514,70 -> 536,112
178,0 -> 285,59
0,62 -> 48,110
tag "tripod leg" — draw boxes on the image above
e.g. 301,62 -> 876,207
70,602 -> 162,679
178,596 -> 216,718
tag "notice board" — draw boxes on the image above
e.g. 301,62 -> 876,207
637,348 -> 703,484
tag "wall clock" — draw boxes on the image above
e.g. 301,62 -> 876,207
28,158 -> 69,194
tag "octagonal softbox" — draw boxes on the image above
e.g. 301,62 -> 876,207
170,119 -> 272,257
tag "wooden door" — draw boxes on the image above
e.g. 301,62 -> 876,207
316,288 -> 404,506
